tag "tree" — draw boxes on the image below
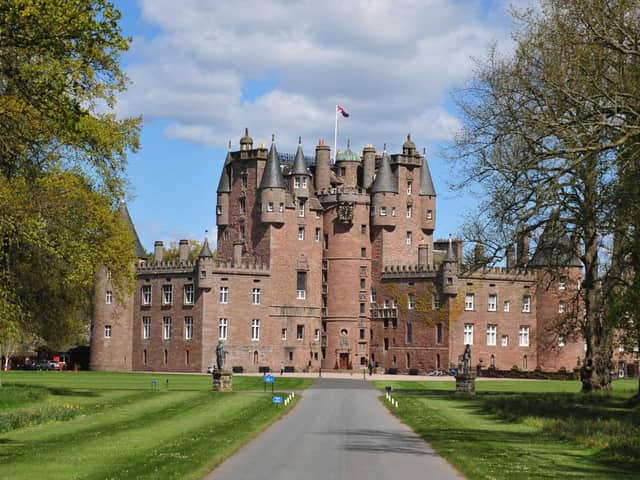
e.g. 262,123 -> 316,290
0,1 -> 141,359
451,0 -> 640,392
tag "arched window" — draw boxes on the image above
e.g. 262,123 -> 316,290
436,353 -> 441,369
253,350 -> 258,365
490,354 -> 495,368
523,355 -> 528,370
406,353 -> 411,368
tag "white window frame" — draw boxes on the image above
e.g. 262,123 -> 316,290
487,324 -> 497,346
519,325 -> 530,347
314,328 -> 320,341
488,294 -> 497,312
501,335 -> 508,347
296,324 -> 304,340
252,288 -> 261,305
218,318 -> 228,340
463,323 -> 474,345
380,207 -> 387,216
522,295 -> 531,313
558,301 -> 565,313
251,319 -> 260,341
315,227 -> 321,242
294,177 -> 301,188
267,202 -> 274,212
503,300 -> 510,312
105,291 -> 113,305
162,285 -> 173,305
104,324 -> 112,338
281,328 -> 287,340
185,317 -> 193,340
407,181 -> 412,195
142,317 -> 151,339
298,226 -> 305,240
142,285 -> 152,305
465,293 -> 475,311
296,289 -> 306,300
298,199 -> 305,217
391,207 -> 396,217
406,206 -> 412,218
426,209 -> 432,220
163,316 -> 172,340
220,286 -> 228,304
407,293 -> 415,310
184,284 -> 194,305
406,231 -> 412,245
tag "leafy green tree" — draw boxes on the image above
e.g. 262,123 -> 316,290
0,1 -> 141,357
451,0 -> 640,392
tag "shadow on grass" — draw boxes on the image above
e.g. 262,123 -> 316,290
49,388 -> 99,397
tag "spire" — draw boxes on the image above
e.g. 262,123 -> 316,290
216,143 -> 232,193
443,235 -> 456,262
118,202 -> 147,259
199,237 -> 213,258
259,135 -> 286,189
419,156 -> 436,196
291,136 -> 308,175
371,146 -> 397,193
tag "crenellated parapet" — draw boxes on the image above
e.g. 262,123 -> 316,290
136,260 -> 197,275
462,267 -> 538,282
381,263 -> 439,280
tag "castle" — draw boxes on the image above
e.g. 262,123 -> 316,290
90,130 -> 583,374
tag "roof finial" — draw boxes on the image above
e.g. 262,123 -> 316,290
383,142 -> 387,152
245,127 -> 249,136
298,136 -> 302,145
228,140 -> 231,150
423,147 -> 426,155
407,133 -> 411,141
271,133 -> 275,143
347,139 -> 351,149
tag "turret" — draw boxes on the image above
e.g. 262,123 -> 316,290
197,237 -> 214,290
402,133 -> 417,157
370,146 -> 398,227
418,151 -> 436,233
334,140 -> 360,189
441,237 -> 458,295
216,144 -> 232,226
239,127 -> 253,151
259,136 -> 286,224
290,137 -> 311,198
314,140 -> 331,193
362,144 -> 376,190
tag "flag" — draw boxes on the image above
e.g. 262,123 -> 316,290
337,105 -> 350,118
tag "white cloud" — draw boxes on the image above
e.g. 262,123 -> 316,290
119,0 -> 512,153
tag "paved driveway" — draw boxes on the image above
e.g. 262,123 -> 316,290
204,378 -> 464,480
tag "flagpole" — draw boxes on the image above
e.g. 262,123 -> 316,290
333,105 -> 338,163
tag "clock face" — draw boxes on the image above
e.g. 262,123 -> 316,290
338,203 -> 354,222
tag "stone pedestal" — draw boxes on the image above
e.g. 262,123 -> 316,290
455,373 -> 476,395
212,371 -> 233,392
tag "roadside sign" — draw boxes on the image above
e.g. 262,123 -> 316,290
272,396 -> 283,404
264,374 -> 275,383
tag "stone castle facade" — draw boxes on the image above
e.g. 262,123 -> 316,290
90,130 -> 583,374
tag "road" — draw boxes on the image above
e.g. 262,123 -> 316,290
204,377 -> 464,480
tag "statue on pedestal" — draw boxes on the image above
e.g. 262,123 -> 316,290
462,344 -> 471,375
216,341 -> 225,371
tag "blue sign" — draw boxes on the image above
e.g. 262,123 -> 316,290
272,396 -> 283,404
264,374 -> 275,383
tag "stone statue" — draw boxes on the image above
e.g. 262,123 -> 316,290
216,341 -> 225,371
462,344 -> 471,374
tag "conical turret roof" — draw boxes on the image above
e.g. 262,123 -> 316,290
216,147 -> 232,194
443,237 -> 456,262
529,211 -> 581,267
199,238 -> 213,258
291,137 -> 309,175
419,157 -> 436,196
259,137 -> 286,189
371,148 -> 397,193
119,202 -> 147,259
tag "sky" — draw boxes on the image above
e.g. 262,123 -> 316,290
111,0 -> 516,252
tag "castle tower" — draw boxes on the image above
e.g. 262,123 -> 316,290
370,147 -> 398,228
362,144 -> 376,190
290,137 -> 311,198
334,140 -> 360,190
441,237 -> 458,296
314,140 -> 331,193
216,145 -> 232,226
259,137 -> 286,224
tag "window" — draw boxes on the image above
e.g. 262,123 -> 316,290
239,196 -> 246,213
143,349 -> 147,365
315,228 -> 321,242
487,324 -> 497,346
220,286 -> 228,304
242,174 -> 248,189
298,226 -> 305,240
463,323 -> 474,345
301,177 -> 307,188
252,288 -> 261,305
294,177 -> 300,188
465,293 -> 475,311
406,206 -> 412,218
360,266 -> 367,277
380,207 -> 387,216
408,293 -> 415,310
251,319 -> 260,341
384,337 -> 389,351
407,181 -> 412,195
185,317 -> 193,340
143,317 -> 151,339
219,318 -> 228,340
184,284 -> 194,305
370,288 -> 377,303
559,277 -> 566,290
522,295 -> 531,313
314,329 -> 320,341
163,349 -> 168,365
104,325 -> 112,338
436,323 -> 443,344
361,224 -> 366,235
359,303 -> 365,314
426,210 -> 433,220
519,326 -> 530,347
406,231 -> 412,245
559,336 -> 565,347
298,199 -> 306,217
216,205 -> 222,215
142,285 -> 152,305
281,328 -> 287,340
488,294 -> 497,312
186,350 -> 190,365
433,292 -> 441,309
558,301 -> 565,313
391,207 -> 396,217
407,322 -> 413,343
340,167 -> 346,176
296,324 -> 304,340
105,291 -> 113,305
279,203 -> 284,212
267,202 -> 274,212
501,335 -> 508,347
240,225 -> 245,240
162,285 -> 173,305
163,316 -> 172,340
503,300 -> 510,312
360,278 -> 366,289
360,247 -> 366,258
296,272 -> 307,299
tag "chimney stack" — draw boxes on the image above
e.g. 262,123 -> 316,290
178,239 -> 189,262
154,241 -> 164,262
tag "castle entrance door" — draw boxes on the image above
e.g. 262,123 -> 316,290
339,353 -> 349,369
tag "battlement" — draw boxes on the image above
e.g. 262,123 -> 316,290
136,259 -> 270,276
462,267 -> 537,281
136,260 -> 197,275
381,263 -> 439,279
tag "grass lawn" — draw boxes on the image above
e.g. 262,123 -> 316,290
0,371 -> 311,479
373,379 -> 639,480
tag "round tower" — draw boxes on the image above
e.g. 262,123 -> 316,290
259,137 -> 286,224
314,140 -> 331,193
334,140 -> 360,190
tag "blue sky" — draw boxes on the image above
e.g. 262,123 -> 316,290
112,0 -> 514,252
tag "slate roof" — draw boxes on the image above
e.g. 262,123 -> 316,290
259,140 -> 286,189
199,238 -> 213,258
419,157 -> 436,196
371,149 -> 398,193
119,202 -> 147,259
216,149 -> 232,194
291,139 -> 309,176
529,212 -> 582,267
